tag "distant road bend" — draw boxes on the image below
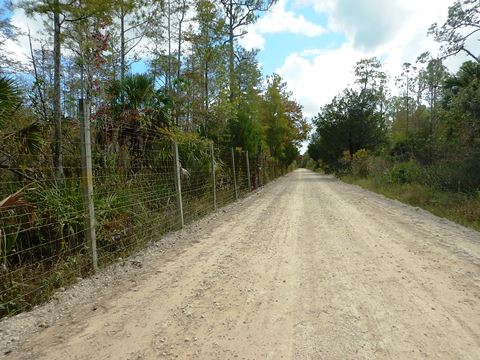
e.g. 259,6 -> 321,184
4,169 -> 480,359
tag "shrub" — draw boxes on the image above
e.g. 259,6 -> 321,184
366,156 -> 390,182
351,149 -> 370,177
287,160 -> 298,172
341,149 -> 372,178
305,158 -> 317,170
388,161 -> 423,185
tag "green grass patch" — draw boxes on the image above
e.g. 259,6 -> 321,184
342,175 -> 480,232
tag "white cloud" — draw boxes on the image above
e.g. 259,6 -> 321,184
256,0 -> 325,36
276,43 -> 360,117
240,30 -> 266,51
6,7 -> 46,67
327,0 -> 409,51
277,0 -> 476,119
240,0 -> 325,50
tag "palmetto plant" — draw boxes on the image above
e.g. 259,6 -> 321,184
0,76 -> 21,129
122,74 -> 155,111
0,76 -> 43,169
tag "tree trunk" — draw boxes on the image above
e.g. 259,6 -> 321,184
204,60 -> 209,111
430,88 -> 434,139
28,31 -> 48,124
203,28 -> 209,112
432,85 -> 437,136
120,6 -> 126,83
176,2 -> 186,126
405,77 -> 409,135
228,0 -> 235,102
167,0 -> 172,92
177,2 -> 185,82
53,4 -> 64,179
115,5 -> 126,156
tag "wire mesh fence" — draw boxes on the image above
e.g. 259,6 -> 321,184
0,124 -> 289,318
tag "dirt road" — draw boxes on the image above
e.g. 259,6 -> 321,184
2,169 -> 480,359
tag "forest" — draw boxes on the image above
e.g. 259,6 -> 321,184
306,0 -> 480,231
0,0 -> 309,317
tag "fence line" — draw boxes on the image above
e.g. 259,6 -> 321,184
0,128 -> 288,318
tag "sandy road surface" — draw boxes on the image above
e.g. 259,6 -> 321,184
2,169 -> 480,359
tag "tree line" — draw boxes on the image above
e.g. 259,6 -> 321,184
307,0 -> 479,195
0,0 -> 309,182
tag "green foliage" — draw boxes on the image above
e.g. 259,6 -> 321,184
229,109 -> 265,154
262,74 -> 290,159
387,161 -> 422,184
287,160 -> 298,172
341,149 -> 370,178
343,175 -> 480,232
390,134 -> 433,163
299,153 -> 316,170
34,182 -> 85,229
257,74 -> 308,165
122,74 -> 155,110
0,76 -> 21,129
305,159 -> 317,170
441,61 -> 480,148
309,88 -> 387,170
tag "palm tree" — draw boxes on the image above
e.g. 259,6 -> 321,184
115,74 -> 171,165
122,74 -> 155,111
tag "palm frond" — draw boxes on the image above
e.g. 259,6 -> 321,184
0,76 -> 22,129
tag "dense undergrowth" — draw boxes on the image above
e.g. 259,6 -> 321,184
342,176 -> 480,231
338,152 -> 480,231
0,131 -> 288,318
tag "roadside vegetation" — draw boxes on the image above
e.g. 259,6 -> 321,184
307,0 -> 480,231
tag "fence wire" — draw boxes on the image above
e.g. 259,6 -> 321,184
0,126 -> 288,318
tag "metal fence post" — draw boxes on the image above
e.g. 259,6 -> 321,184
79,98 -> 98,272
245,150 -> 251,191
210,143 -> 217,211
231,147 -> 238,200
172,141 -> 184,228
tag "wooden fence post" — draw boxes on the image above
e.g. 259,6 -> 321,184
172,141 -> 184,228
